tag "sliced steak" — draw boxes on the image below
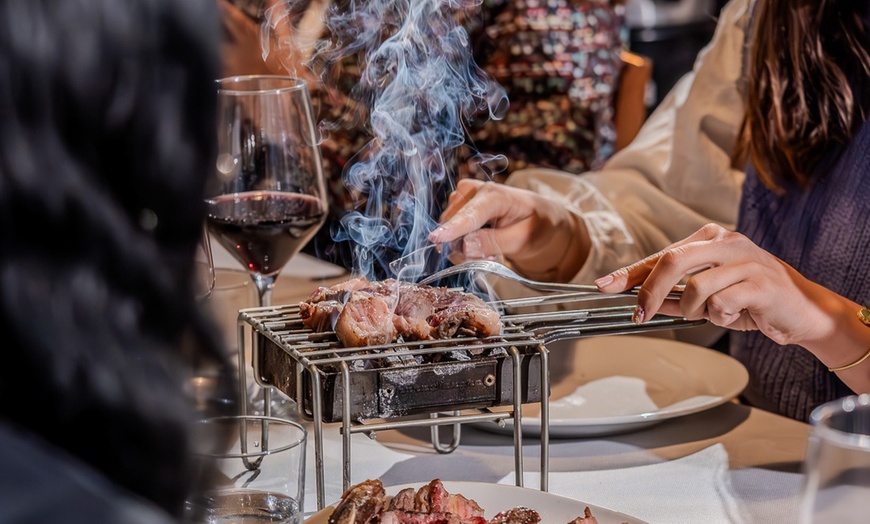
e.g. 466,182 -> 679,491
327,479 -> 386,524
327,478 -> 597,524
388,488 -> 418,512
487,506 -> 541,524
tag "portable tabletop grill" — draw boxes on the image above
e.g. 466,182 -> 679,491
236,291 -> 704,509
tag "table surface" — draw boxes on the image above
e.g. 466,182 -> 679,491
207,258 -> 812,524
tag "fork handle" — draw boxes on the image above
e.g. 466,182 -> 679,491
521,281 -> 684,300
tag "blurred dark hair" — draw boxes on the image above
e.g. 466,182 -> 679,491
0,0 -> 236,516
733,0 -> 870,190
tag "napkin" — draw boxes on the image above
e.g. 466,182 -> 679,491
303,427 -> 415,514
498,443 -> 746,524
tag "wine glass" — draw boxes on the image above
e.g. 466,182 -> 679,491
206,75 -> 327,308
205,75 -> 327,417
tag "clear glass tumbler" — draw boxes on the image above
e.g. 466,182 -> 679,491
187,415 -> 307,524
800,394 -> 870,523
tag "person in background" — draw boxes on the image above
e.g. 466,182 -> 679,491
429,0 -> 870,422
460,0 -> 627,181
217,0 -> 629,269
0,0 -> 236,521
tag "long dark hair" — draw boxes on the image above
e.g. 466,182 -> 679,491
0,0 -> 235,516
734,0 -> 870,190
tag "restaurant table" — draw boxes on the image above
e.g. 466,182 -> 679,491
207,253 -> 812,524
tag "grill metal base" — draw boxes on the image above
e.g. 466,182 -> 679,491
257,336 -> 545,422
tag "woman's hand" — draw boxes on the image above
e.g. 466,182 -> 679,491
428,179 -> 591,282
593,223 -> 842,347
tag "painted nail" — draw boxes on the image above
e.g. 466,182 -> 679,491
594,274 -> 614,288
428,227 -> 445,241
632,305 -> 645,324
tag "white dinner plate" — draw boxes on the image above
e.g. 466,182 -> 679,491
304,480 -> 648,523
481,335 -> 749,438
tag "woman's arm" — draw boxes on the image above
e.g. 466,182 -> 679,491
595,223 -> 870,393
432,0 -> 752,284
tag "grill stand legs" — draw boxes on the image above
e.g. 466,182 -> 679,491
310,343 -> 551,511
236,317 -> 551,511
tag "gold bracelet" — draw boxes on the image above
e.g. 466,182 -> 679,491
828,308 -> 870,372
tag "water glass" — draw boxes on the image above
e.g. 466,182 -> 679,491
188,415 -> 307,523
800,394 -> 870,523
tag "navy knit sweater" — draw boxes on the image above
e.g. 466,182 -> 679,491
734,116 -> 870,421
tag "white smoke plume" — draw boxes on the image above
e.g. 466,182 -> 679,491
263,0 -> 508,280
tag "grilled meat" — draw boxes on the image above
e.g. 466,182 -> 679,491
300,277 -> 503,348
379,511 -> 482,524
487,506 -> 541,524
327,479 -> 387,524
334,292 -> 398,347
327,479 -> 597,524
565,507 -> 598,524
376,480 -> 487,524
387,488 -> 418,512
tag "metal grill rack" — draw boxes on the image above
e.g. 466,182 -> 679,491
236,292 -> 704,509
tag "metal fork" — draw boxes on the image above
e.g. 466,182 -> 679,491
418,259 -> 684,299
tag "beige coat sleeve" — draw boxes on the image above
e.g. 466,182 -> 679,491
504,0 -> 751,286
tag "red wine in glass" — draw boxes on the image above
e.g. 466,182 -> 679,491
206,190 -> 326,277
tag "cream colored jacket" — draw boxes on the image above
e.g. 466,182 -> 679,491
507,0 -> 750,287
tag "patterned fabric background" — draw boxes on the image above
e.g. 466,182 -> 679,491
461,0 -> 627,180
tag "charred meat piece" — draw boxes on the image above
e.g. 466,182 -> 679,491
398,480 -> 486,523
429,302 -> 502,339
565,507 -> 598,524
387,488 -> 418,512
334,292 -> 398,348
378,511 -> 473,524
487,506 -> 541,524
300,277 -> 503,347
307,276 -> 372,303
327,478 -> 598,524
298,299 -> 343,332
327,479 -> 387,524
413,479 -> 444,513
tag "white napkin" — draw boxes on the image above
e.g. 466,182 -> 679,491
303,426 -> 415,514
498,443 -> 746,524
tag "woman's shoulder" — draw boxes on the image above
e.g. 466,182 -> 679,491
719,0 -> 753,31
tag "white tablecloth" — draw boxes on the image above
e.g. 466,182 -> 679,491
299,409 -> 805,523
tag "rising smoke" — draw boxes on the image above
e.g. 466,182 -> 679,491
263,0 -> 508,280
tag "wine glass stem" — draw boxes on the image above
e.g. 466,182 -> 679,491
250,273 -> 276,418
252,273 -> 276,307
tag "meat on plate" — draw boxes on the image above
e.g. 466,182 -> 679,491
326,478 -> 600,524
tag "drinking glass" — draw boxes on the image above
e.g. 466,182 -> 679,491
186,415 -> 307,524
195,223 -> 217,301
206,75 -> 327,417
206,75 -> 327,309
799,394 -> 870,523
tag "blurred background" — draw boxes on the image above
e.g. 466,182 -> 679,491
625,0 -> 729,111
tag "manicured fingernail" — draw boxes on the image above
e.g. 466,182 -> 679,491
632,305 -> 645,324
594,274 -> 614,288
428,227 -> 445,241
